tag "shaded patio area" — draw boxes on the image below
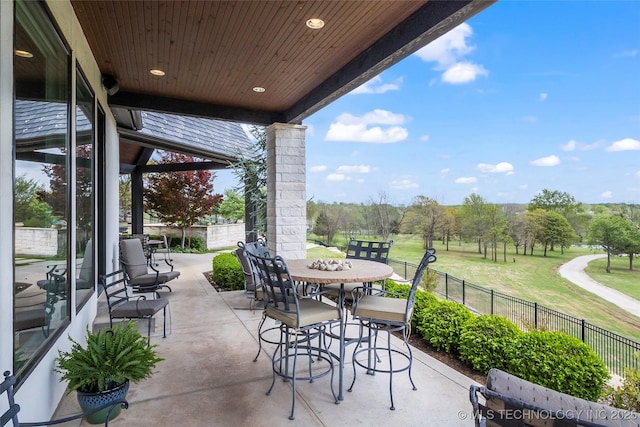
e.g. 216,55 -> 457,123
54,253 -> 479,426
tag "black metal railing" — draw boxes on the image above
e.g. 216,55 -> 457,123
388,258 -> 640,379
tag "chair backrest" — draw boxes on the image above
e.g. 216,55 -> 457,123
131,233 -> 151,258
99,270 -> 131,312
242,238 -> 269,257
1,371 -> 20,426
405,248 -> 437,323
246,252 -> 298,316
346,237 -> 393,264
234,245 -> 256,293
120,238 -> 149,279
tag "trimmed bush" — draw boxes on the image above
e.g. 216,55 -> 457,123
417,299 -> 473,353
459,314 -> 522,374
212,252 -> 244,291
506,330 -> 610,401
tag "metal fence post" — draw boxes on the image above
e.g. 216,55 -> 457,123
445,273 -> 449,300
534,302 -> 538,329
462,280 -> 466,305
581,319 -> 585,342
491,289 -> 494,315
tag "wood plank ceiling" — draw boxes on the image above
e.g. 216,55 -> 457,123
71,0 -> 496,126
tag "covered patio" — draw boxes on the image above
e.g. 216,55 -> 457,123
54,252 -> 479,426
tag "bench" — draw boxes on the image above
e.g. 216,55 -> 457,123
470,368 -> 640,427
1,371 -> 128,426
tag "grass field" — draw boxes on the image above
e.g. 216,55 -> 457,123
307,234 -> 640,341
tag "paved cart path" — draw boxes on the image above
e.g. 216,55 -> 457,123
558,254 -> 640,318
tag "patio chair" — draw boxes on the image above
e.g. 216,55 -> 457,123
119,238 -> 179,296
150,235 -> 175,270
99,269 -> 169,343
1,370 -> 128,427
234,242 -> 264,310
323,237 -> 394,299
348,247 -> 436,410
247,251 -> 341,420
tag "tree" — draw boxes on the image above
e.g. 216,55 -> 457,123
483,204 -> 509,262
229,126 -> 266,240
539,211 -> 575,256
528,189 -> 580,215
459,194 -> 489,253
144,152 -> 222,248
119,175 -> 132,224
14,175 -> 55,227
523,209 -> 546,256
589,215 -> 640,272
404,196 -> 444,249
217,189 -> 245,223
313,205 -> 341,245
368,192 -> 404,241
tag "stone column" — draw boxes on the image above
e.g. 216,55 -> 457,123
266,123 -> 306,259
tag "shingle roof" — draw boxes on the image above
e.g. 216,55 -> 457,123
139,111 -> 254,160
15,100 -> 92,145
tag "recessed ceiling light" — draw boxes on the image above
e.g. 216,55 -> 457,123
150,69 -> 165,76
252,86 -> 266,93
15,49 -> 33,58
306,18 -> 325,30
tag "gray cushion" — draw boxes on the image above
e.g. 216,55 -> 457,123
266,299 -> 339,328
128,271 -> 180,285
120,239 -> 149,278
111,298 -> 168,318
352,295 -> 408,324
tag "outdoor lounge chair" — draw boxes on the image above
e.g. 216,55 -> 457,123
100,269 -> 169,343
348,247 -> 436,410
119,238 -> 180,295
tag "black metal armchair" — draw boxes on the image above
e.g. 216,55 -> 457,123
99,269 -> 169,343
1,371 -> 127,427
247,251 -> 341,420
119,238 -> 180,295
348,247 -> 436,410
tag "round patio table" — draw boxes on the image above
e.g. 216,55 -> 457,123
285,258 -> 394,401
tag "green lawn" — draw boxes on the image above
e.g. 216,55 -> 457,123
585,256 -> 640,300
307,235 -> 640,341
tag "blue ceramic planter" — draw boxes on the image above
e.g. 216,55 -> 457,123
76,381 -> 129,424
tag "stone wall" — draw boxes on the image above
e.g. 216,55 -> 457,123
144,223 -> 245,250
15,227 -> 59,256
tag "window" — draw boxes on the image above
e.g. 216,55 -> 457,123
13,0 -> 71,376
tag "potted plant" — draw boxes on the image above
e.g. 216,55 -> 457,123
55,321 -> 163,424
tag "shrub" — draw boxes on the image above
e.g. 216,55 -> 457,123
602,368 -> 640,412
212,252 -> 244,291
417,299 -> 472,353
506,330 -> 610,401
458,314 -> 522,374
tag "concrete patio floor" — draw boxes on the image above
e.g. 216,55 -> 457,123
54,252 -> 480,426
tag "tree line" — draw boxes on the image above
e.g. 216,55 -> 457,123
310,189 -> 640,271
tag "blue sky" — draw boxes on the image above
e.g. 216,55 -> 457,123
218,1 -> 640,206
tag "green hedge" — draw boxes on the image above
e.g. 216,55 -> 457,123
416,299 -> 473,353
458,314 -> 522,374
506,330 -> 609,401
212,253 -> 244,291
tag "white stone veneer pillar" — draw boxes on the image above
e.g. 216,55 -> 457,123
266,123 -> 306,260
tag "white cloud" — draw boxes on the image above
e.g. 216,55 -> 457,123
601,191 -> 613,199
326,173 -> 350,182
614,49 -> 638,58
530,155 -> 560,167
519,184 -> 528,190
351,75 -> 403,94
420,134 -> 430,142
455,177 -> 478,184
336,165 -> 372,174
561,139 -> 600,151
605,138 -> 640,152
309,165 -> 327,172
389,179 -> 419,190
442,62 -> 488,84
325,109 -> 409,143
440,168 -> 450,174
539,93 -> 548,102
477,162 -> 514,174
414,23 -> 488,85
635,171 -> 640,178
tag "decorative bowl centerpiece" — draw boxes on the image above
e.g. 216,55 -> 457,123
307,259 -> 352,271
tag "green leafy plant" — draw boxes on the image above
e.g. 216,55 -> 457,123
212,252 -> 244,291
506,330 -> 609,401
417,299 -> 473,353
55,322 -> 163,393
458,314 -> 522,374
602,368 -> 640,411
